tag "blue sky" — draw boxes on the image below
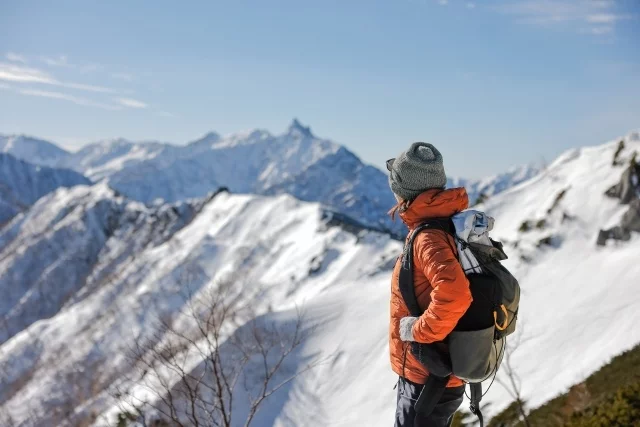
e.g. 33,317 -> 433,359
1,0 -> 639,178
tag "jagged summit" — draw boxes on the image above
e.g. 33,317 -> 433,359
287,118 -> 314,138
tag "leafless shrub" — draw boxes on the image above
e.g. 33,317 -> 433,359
111,274 -> 322,427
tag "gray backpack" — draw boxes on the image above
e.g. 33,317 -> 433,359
398,217 -> 520,426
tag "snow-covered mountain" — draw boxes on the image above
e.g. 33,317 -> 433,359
0,131 -> 639,426
0,134 -> 70,167
0,153 -> 90,225
448,163 -> 541,205
1,120 -> 540,236
0,183 -> 400,426
59,120 -> 398,234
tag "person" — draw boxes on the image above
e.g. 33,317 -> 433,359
387,142 -> 473,427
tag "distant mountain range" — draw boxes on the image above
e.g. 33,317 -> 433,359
0,120 -> 539,236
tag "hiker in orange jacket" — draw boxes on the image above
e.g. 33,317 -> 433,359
387,142 -> 472,427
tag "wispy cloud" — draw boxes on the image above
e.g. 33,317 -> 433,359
111,72 -> 134,82
438,0 -> 448,5
2,55 -> 152,112
0,62 -> 115,93
498,0 -> 631,36
63,82 -> 114,93
10,86 -> 151,111
6,52 -> 27,63
0,62 -> 55,84
116,97 -> 148,109
17,88 -> 121,110
467,2 -> 476,9
41,55 -> 73,68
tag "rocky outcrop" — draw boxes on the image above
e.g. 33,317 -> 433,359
598,161 -> 640,246
605,161 -> 640,204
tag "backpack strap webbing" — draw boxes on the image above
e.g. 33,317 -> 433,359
469,382 -> 484,427
398,218 -> 456,416
398,218 -> 456,317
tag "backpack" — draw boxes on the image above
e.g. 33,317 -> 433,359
398,211 -> 520,427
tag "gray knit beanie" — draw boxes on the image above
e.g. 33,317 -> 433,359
387,142 -> 447,201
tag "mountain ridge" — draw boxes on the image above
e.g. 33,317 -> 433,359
1,120 -> 541,236
0,134 -> 70,167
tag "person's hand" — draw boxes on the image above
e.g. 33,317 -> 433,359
399,316 -> 418,342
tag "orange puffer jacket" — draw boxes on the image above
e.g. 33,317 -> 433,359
389,188 -> 472,387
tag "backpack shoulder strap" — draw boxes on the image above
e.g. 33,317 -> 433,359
398,218 -> 457,317
426,217 -> 456,237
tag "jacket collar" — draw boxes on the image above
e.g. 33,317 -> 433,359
399,188 -> 469,230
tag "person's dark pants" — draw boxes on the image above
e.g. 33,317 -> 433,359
394,377 -> 464,427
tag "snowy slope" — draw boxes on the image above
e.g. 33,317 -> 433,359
470,131 -> 640,412
0,134 -> 70,167
0,153 -> 90,225
1,131 -> 639,427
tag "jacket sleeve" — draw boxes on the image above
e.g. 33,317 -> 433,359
411,230 -> 472,343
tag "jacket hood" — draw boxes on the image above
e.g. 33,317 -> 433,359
400,188 -> 469,229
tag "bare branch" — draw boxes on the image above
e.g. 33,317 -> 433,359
108,272 -> 323,427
